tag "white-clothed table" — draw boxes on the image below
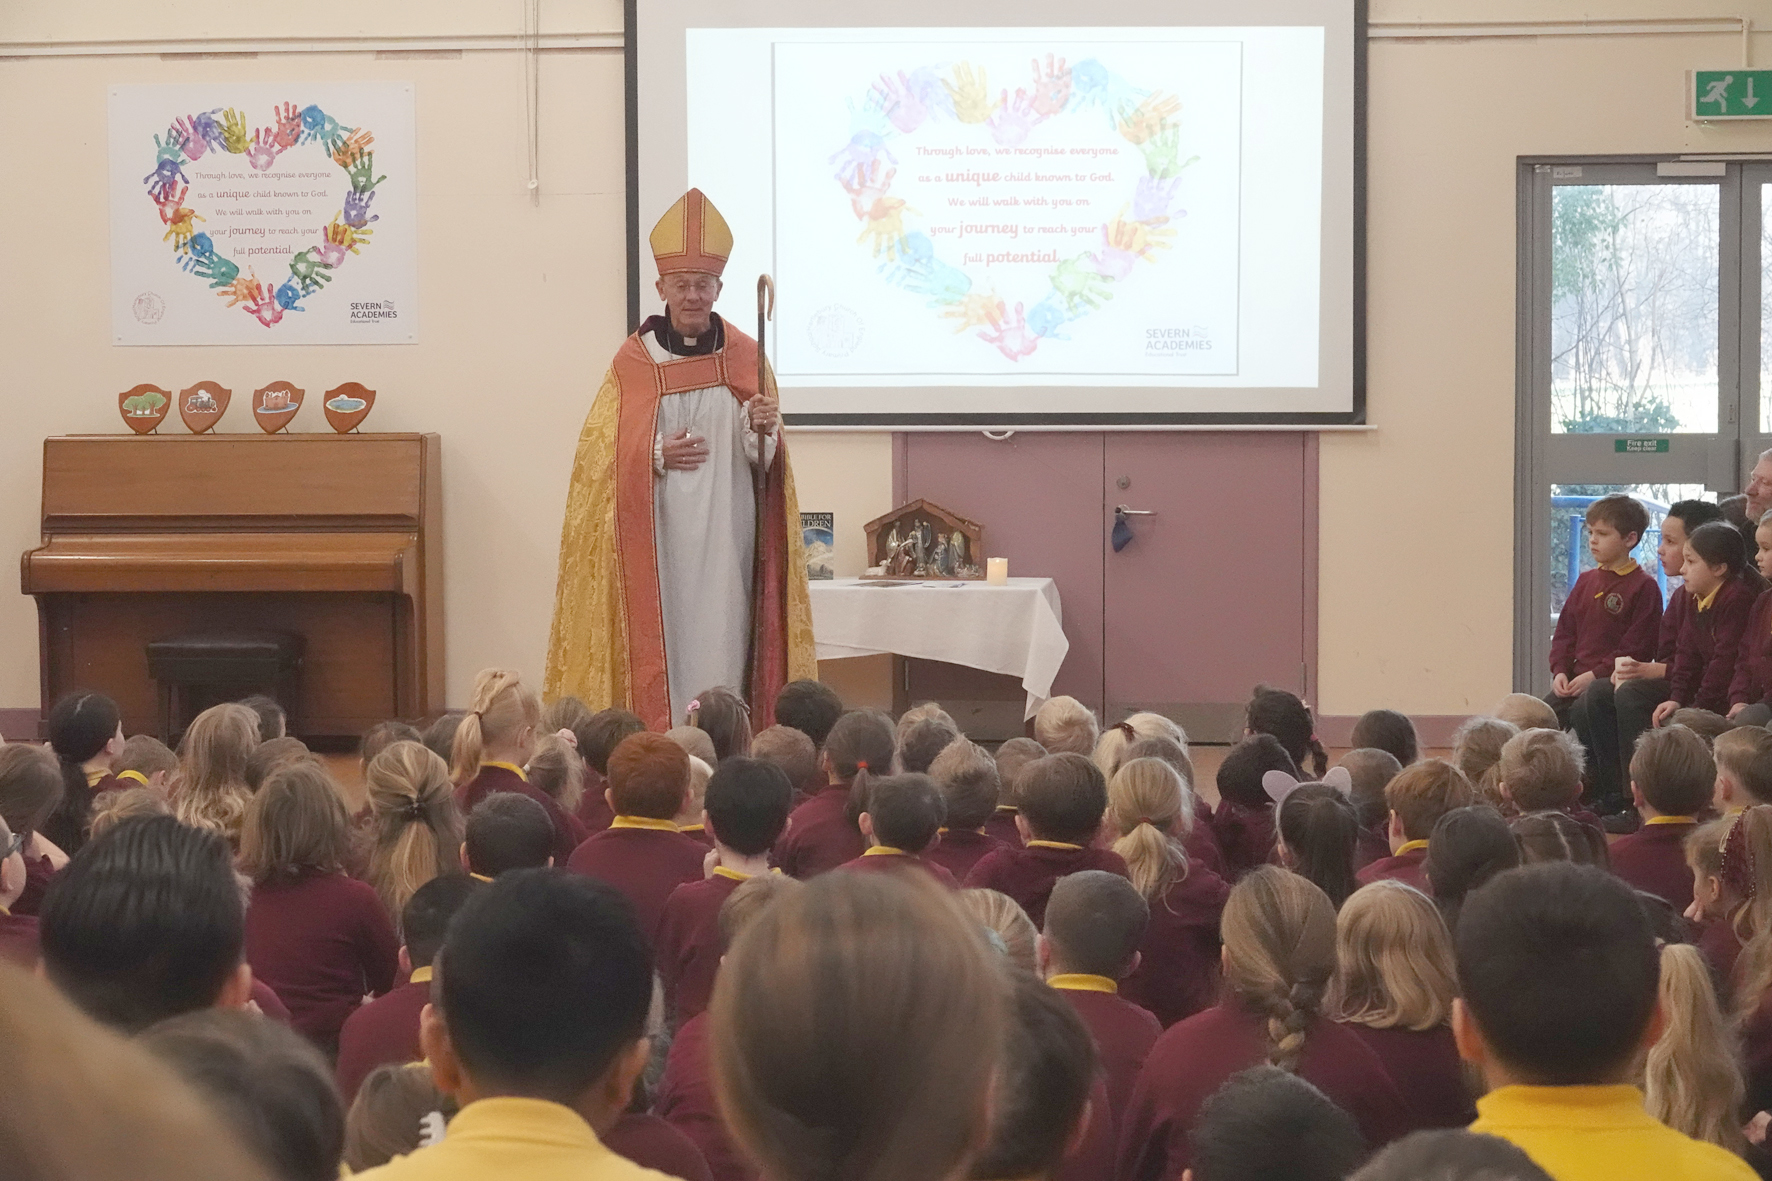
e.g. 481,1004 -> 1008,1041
809,577 -> 1069,719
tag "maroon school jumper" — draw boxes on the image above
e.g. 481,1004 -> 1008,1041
577,768 -> 616,834
1700,913 -> 1746,1004
963,842 -> 1131,930
984,805 -> 1025,848
335,966 -> 432,1104
1209,801 -> 1276,880
244,870 -> 399,1049
565,820 -> 708,938
1119,860 -> 1231,1028
1056,1073 -> 1116,1181
12,849 -> 56,917
605,1113 -> 713,1181
1115,1003 -> 1412,1181
658,1011 -> 757,1181
0,911 -> 38,968
1052,978 -> 1163,1133
1732,588 -> 1772,709
923,827 -> 1005,882
773,785 -> 865,879
837,848 -> 960,888
1548,561 -> 1661,680
655,870 -> 746,1027
1608,817 -> 1699,912
1740,988 -> 1772,1117
1356,841 -> 1431,892
676,824 -> 715,848
1669,577 -> 1759,714
1343,1022 -> 1476,1132
457,762 -> 586,864
1354,824 -> 1391,871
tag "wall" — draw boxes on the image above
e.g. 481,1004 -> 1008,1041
2,1 -> 1769,723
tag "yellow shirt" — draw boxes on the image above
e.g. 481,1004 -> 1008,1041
1470,1085 -> 1756,1181
352,1096 -> 674,1181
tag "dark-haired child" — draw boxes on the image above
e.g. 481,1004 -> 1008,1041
1210,734 -> 1295,878
239,693 -> 289,742
773,679 -> 844,750
963,753 -> 1129,928
1651,521 -> 1762,728
1729,510 -> 1772,726
336,874 -> 483,1105
1350,1129 -> 1552,1181
773,709 -> 893,879
971,971 -> 1109,1181
655,757 -> 794,1027
1588,499 -> 1726,810
1190,1067 -> 1367,1181
989,736 -> 1045,848
1357,760 -> 1474,892
566,733 -> 708,937
1040,871 -> 1161,1135
1244,686 -> 1327,779
840,773 -> 959,887
1459,862 -> 1757,1181
1546,495 -> 1660,746
464,793 -> 555,877
1609,725 -> 1712,912
925,739 -> 1007,881
43,690 -> 124,855
1424,806 -> 1519,934
351,870 -> 662,1181
1349,709 -> 1420,768
573,709 -> 646,834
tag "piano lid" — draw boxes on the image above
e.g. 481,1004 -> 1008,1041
23,532 -> 418,596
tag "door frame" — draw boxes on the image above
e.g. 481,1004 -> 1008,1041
1514,154 -> 1756,691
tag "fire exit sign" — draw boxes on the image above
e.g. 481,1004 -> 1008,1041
1615,437 -> 1671,453
1691,70 -> 1772,119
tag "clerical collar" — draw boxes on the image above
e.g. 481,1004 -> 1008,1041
644,310 -> 724,357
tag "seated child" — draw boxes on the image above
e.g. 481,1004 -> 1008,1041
245,737 -> 314,793
1495,728 -> 1596,829
1492,693 -> 1560,732
924,739 -> 1007,881
1040,871 -> 1162,1131
1349,709 -> 1420,767
707,871 -> 1004,1181
658,874 -> 802,1181
1190,1066 -> 1366,1181
351,870 -> 662,1181
1651,522 -> 1762,728
1092,712 -> 1190,782
1358,760 -> 1475,891
525,732 -> 588,832
1424,806 -> 1520,933
336,875 -> 484,1104
1673,708 -> 1736,745
568,710 -> 645,834
1730,508 -> 1772,726
672,756 -> 714,846
1647,943 -> 1748,1156
239,693 -> 289,741
988,736 -> 1046,848
0,743 -> 71,917
463,794 -> 555,878
115,734 -> 179,793
139,1007 -> 344,1181
970,970 -> 1108,1181
85,786 -> 169,840
1210,734 -> 1297,878
451,668 -> 583,862
1332,881 -> 1476,1131
1277,784 -> 1362,910
666,726 -> 718,767
1116,866 -> 1410,1181
963,753 -> 1130,926
1126,735 -> 1222,874
1336,748 -> 1403,869
1459,862 -> 1757,1181
1244,686 -> 1329,779
40,814 -> 254,1032
1714,725 -> 1772,814
45,690 -> 125,854
655,757 -> 795,1027
897,713 -> 961,775
774,709 -> 893,879
344,1062 -> 456,1173
1449,717 -> 1518,808
749,724 -> 819,800
240,762 -> 399,1054
1350,1130 -> 1553,1181
1107,758 -> 1230,1027
1035,696 -> 1100,756
0,813 -> 38,967
421,713 -> 464,766
1511,810 -> 1611,869
565,733 -> 708,937
841,773 -> 959,887
962,888 -> 1039,975
685,687 -> 752,761
772,679 -> 844,752
361,722 -> 423,777
1609,724 -> 1713,912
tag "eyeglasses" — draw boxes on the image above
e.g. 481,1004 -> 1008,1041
0,830 -> 24,862
662,276 -> 721,296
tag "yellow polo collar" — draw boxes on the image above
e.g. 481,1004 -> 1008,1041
482,760 -> 529,782
863,846 -> 907,857
117,769 -> 150,786
83,768 -> 107,787
1602,559 -> 1640,576
409,966 -> 434,985
1394,839 -> 1430,857
1646,815 -> 1696,826
1027,840 -> 1083,851
1048,973 -> 1118,994
1696,585 -> 1723,612
610,815 -> 680,831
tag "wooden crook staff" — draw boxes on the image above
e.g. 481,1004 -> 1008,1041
745,275 -> 775,694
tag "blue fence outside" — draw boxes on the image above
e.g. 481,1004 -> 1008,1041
1550,496 -> 1670,616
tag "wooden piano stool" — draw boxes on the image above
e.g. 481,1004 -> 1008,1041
21,434 -> 443,742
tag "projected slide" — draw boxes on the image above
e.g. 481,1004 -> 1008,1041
775,42 -> 1241,380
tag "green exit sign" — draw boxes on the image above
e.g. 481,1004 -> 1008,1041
1615,437 -> 1671,453
1691,70 -> 1772,119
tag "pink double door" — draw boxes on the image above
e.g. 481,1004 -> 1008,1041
899,431 -> 1315,741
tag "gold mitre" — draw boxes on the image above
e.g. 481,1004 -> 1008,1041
649,188 -> 733,277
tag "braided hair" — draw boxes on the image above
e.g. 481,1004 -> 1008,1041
1221,866 -> 1338,1073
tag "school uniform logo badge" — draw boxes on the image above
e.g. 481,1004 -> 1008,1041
1603,592 -> 1624,615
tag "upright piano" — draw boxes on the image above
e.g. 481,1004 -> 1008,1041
21,433 -> 443,740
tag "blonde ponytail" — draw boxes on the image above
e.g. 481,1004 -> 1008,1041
1646,943 -> 1746,1155
1107,758 -> 1192,900
449,669 -> 538,786
366,741 -> 463,924
1222,865 -> 1337,1073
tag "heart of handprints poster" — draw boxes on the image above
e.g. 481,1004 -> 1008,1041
108,82 -> 418,346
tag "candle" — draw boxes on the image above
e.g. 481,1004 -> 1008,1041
986,558 -> 1009,585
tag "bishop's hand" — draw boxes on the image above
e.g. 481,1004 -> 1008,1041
748,392 -> 780,434
662,429 -> 709,471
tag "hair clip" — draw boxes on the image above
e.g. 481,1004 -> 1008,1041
687,698 -> 701,713
419,1111 -> 447,1147
856,760 -> 869,771
1116,721 -> 1137,739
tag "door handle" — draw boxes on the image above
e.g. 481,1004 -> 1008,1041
1116,505 -> 1157,515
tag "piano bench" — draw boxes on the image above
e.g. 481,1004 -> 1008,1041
146,631 -> 304,745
